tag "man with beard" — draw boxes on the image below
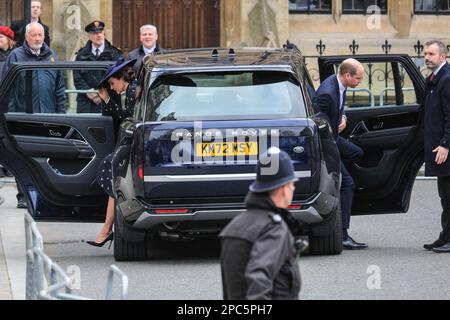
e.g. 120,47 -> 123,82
1,22 -> 65,209
422,40 -> 450,253
74,21 -> 123,113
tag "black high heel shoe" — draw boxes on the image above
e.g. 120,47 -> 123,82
86,232 -> 114,249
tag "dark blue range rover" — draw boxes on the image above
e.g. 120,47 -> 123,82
0,49 -> 426,261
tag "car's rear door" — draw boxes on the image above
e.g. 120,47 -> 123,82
0,62 -> 120,221
317,54 -> 426,215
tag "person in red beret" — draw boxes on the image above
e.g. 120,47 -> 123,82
0,26 -> 15,72
0,25 -> 15,177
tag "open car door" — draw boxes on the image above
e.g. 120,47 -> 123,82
317,54 -> 426,215
0,62 -> 122,222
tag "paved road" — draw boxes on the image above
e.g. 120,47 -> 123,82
1,179 -> 449,300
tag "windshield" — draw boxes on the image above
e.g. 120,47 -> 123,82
145,71 -> 306,121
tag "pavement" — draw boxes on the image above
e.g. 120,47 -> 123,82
0,178 -> 25,300
1,173 -> 449,300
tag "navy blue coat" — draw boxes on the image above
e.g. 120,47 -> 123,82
424,62 -> 450,177
1,42 -> 66,113
314,74 -> 345,140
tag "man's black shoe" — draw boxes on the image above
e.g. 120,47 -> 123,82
17,197 -> 27,209
424,240 -> 445,251
432,242 -> 450,253
343,236 -> 368,250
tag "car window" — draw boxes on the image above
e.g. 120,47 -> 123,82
146,71 -> 306,121
1,67 -> 112,115
331,61 -> 419,109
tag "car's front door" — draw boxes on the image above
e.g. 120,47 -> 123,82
0,62 -> 121,221
317,54 -> 426,215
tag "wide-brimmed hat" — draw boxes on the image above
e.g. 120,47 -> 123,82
0,26 -> 14,40
249,147 -> 298,193
97,58 -> 137,89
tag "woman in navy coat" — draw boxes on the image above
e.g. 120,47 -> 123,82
87,59 -> 138,248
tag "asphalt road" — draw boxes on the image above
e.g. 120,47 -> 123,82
1,179 -> 449,300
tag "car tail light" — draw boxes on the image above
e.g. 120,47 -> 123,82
288,205 -> 303,210
138,165 -> 144,181
154,209 -> 191,214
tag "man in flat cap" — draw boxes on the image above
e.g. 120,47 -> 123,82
73,20 -> 123,113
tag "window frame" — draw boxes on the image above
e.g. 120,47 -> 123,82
414,0 -> 450,15
288,0 -> 332,14
342,0 -> 388,14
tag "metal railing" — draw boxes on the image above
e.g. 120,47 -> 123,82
24,212 -> 128,300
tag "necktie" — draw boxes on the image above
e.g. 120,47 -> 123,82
429,73 -> 436,82
95,48 -> 100,58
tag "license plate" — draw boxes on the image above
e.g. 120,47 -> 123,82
196,142 -> 258,157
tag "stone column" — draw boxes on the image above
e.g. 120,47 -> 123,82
221,0 -> 288,48
51,0 -> 102,61
389,0 -> 412,37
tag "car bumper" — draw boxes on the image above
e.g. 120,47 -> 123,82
117,191 -> 338,230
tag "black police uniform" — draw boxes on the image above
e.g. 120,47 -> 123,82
220,193 -> 301,300
73,21 -> 123,113
220,149 -> 302,300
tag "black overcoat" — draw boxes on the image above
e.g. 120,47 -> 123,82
424,62 -> 450,177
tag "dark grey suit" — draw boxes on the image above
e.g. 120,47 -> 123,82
127,44 -> 165,74
424,62 -> 450,243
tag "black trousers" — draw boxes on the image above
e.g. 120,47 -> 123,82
437,176 -> 450,242
337,137 -> 364,231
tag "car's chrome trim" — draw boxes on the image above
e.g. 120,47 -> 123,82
144,171 -> 311,182
132,206 -> 323,229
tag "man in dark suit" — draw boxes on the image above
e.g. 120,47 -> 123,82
315,58 -> 367,250
423,40 -> 450,253
11,0 -> 51,47
127,24 -> 164,75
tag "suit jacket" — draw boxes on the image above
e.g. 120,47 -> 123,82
314,74 -> 345,140
127,44 -> 165,75
424,62 -> 450,177
11,19 -> 51,47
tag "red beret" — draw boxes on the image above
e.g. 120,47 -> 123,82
0,26 -> 14,40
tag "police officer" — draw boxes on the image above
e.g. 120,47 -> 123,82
73,21 -> 123,113
220,147 -> 302,300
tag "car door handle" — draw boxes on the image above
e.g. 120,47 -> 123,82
350,121 -> 370,139
372,121 -> 384,130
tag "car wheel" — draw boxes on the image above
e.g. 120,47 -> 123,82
113,199 -> 147,261
308,203 -> 343,255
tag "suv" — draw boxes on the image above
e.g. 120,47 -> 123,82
0,49 -> 426,261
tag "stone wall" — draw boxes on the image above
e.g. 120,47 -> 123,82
47,0 -> 113,61
41,0 -> 450,59
221,0 -> 288,48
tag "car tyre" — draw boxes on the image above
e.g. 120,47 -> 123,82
113,200 -> 147,261
308,203 -> 343,255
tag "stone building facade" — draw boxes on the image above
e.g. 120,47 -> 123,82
3,0 -> 449,60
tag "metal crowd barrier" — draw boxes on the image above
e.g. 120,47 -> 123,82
24,212 -> 128,300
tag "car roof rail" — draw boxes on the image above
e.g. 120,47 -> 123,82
211,49 -> 219,61
228,48 -> 236,61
